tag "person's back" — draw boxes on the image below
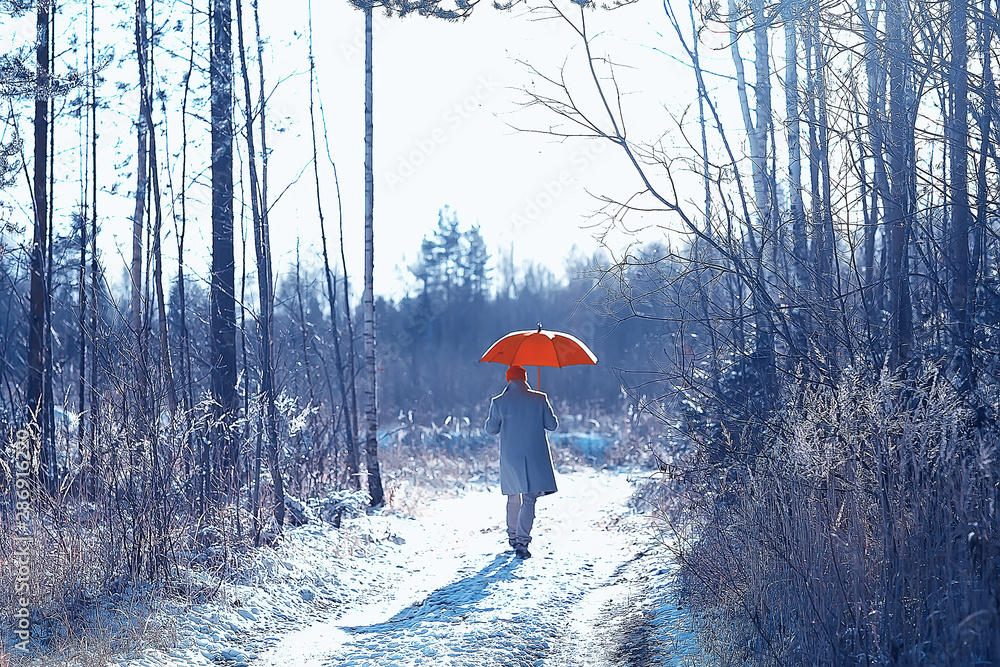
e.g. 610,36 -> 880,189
484,365 -> 558,558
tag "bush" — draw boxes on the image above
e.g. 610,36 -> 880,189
672,366 -> 1000,665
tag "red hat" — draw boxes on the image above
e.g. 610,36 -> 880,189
506,365 -> 527,382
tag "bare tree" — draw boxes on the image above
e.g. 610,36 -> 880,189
87,0 -> 100,500
210,0 -> 239,497
236,0 -> 285,530
138,0 -> 177,417
346,0 -> 482,507
361,4 -> 385,506
27,0 -> 54,493
308,0 -> 361,489
948,0 -> 972,391
884,0 -> 915,371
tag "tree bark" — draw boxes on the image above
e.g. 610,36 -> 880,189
27,0 -> 53,493
363,6 -> 385,506
860,0 -> 892,360
127,0 -> 153,444
885,0 -> 914,371
88,0 -> 100,500
948,0 -> 971,392
236,0 -> 285,529
730,0 -> 777,408
307,0 -> 361,488
784,2 -> 808,294
210,0 -> 239,492
140,0 -> 177,416
973,0 -> 994,329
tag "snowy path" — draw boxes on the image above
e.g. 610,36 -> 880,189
251,469 -> 692,667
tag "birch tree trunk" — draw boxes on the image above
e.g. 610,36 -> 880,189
131,3 -> 148,343
363,5 -> 385,506
308,0 -> 361,488
729,0 -> 776,408
177,0 -> 196,422
784,2 -> 808,293
973,0 -> 993,325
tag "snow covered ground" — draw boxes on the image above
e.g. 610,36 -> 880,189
65,467 -> 699,667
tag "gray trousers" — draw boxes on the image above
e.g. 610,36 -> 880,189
506,492 -> 541,546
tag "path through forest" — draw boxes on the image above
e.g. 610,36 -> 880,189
250,469 -> 697,667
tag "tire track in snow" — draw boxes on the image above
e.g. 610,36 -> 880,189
255,468 -> 666,667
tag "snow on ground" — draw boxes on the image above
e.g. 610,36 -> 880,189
106,467 -> 700,667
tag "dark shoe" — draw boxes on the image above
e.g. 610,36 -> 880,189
514,544 -> 531,559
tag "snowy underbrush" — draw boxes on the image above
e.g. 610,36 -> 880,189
0,485 -> 390,667
378,410 -> 666,507
667,368 -> 1000,665
0,500 -> 181,667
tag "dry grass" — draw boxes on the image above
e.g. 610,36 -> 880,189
0,508 -> 179,667
666,367 -> 1000,665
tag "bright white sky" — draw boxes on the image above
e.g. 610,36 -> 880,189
2,0 -> 741,302
269,0 -> 693,299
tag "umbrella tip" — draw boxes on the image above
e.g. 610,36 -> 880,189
537,322 -> 542,332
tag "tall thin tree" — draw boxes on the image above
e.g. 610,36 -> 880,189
308,0 -> 361,488
948,0 -> 971,392
27,0 -> 54,493
210,0 -> 239,495
236,0 -> 285,528
362,3 -> 384,506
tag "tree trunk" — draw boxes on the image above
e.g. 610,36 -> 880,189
175,0 -> 196,501
810,19 -> 836,305
77,172 -> 88,485
88,0 -> 100,500
236,0 -> 285,529
948,0 -> 971,392
973,0 -> 994,326
210,0 -> 239,493
730,0 -> 776,409
784,3 -> 808,294
860,0 -> 892,361
27,0 -> 53,493
885,0 -> 914,372
45,18 -> 56,487
139,0 -> 177,417
307,0 -> 361,488
129,0 -> 152,442
363,6 -> 385,506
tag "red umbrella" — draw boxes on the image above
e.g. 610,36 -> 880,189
479,324 -> 598,386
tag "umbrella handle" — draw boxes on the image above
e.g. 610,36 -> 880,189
537,366 -> 541,390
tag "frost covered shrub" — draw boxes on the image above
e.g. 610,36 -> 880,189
675,367 -> 1000,665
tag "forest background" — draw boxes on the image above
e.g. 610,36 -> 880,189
3,0 -> 1000,663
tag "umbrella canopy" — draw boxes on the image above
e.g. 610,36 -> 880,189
479,325 -> 598,369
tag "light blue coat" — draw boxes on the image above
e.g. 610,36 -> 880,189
485,380 -> 558,495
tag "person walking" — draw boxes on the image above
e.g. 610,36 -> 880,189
484,364 -> 558,559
